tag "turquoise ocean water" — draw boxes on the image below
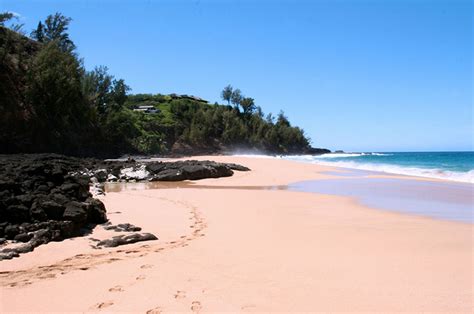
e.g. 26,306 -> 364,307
281,151 -> 474,183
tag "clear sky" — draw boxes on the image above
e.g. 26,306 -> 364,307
2,0 -> 472,152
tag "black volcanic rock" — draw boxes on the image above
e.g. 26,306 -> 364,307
0,154 -> 250,260
103,222 -> 142,232
96,233 -> 158,248
63,202 -> 88,224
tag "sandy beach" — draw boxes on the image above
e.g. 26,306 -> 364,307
0,156 -> 472,313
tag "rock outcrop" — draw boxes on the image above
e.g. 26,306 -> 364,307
0,154 -> 250,260
96,233 -> 158,248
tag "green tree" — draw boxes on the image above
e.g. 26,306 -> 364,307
0,12 -> 14,25
25,42 -> 89,152
221,84 -> 233,105
240,97 -> 255,115
111,78 -> 130,110
0,12 -> 24,34
31,13 -> 75,53
231,88 -> 242,108
276,110 -> 290,127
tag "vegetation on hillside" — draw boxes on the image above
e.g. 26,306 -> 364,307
0,12 -> 324,157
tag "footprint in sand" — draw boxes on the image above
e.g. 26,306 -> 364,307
140,264 -> 154,269
125,250 -> 139,254
174,290 -> 186,299
146,306 -> 162,314
136,275 -> 146,280
191,301 -> 202,313
108,285 -> 124,292
95,301 -> 114,309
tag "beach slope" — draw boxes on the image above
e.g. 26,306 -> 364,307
1,156 -> 472,312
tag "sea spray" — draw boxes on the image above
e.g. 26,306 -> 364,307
236,152 -> 474,183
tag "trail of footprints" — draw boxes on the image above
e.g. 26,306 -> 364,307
0,198 -> 207,290
143,290 -> 203,314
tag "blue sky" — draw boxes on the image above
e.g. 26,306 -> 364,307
2,0 -> 472,152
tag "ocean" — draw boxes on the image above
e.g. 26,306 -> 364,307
280,151 -> 474,183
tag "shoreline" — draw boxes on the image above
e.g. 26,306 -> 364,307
137,153 -> 474,184
1,156 -> 472,312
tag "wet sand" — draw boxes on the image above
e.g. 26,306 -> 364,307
0,156 -> 472,312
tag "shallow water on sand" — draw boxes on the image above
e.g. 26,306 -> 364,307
105,181 -> 287,193
289,170 -> 473,223
105,168 -> 473,223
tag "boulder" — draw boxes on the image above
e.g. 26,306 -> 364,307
150,169 -> 185,181
85,198 -> 107,223
41,200 -> 65,220
103,222 -> 141,232
14,232 -> 33,242
5,204 -> 30,222
4,224 -> 19,239
63,201 -> 88,223
97,233 -> 158,248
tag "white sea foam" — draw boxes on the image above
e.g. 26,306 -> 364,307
310,152 -> 392,158
234,153 -> 473,183
312,160 -> 474,183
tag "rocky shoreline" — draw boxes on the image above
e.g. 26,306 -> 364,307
0,154 -> 250,260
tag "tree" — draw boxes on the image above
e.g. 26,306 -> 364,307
82,66 -> 113,114
231,88 -> 242,108
0,11 -> 24,34
221,84 -> 233,105
276,110 -> 290,127
31,22 -> 45,42
31,13 -> 75,53
240,97 -> 255,115
25,42 -> 88,152
111,79 -> 130,110
0,12 -> 14,26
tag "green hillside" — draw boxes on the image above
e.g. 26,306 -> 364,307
0,13 -> 328,157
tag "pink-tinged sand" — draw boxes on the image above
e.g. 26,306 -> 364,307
0,156 -> 472,313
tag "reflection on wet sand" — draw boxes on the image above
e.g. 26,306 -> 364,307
105,181 -> 288,193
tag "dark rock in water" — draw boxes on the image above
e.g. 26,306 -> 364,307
97,233 -> 158,248
150,168 -> 185,181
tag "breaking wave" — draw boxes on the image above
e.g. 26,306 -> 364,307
311,160 -> 474,183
